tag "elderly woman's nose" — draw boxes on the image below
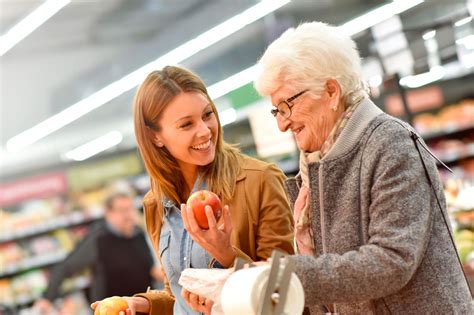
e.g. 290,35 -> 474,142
277,115 -> 290,132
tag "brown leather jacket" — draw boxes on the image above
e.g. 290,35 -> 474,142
136,156 -> 295,314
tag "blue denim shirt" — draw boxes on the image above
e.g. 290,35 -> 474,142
159,182 -> 212,315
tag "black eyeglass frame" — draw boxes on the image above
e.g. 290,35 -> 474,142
270,89 -> 308,119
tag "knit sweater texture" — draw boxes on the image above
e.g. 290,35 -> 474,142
286,98 -> 472,314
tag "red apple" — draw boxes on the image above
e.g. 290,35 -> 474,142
186,190 -> 222,229
94,296 -> 128,315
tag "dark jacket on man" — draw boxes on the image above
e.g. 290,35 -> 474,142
44,220 -> 154,302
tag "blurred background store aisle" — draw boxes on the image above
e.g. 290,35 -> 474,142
1,0 -> 473,313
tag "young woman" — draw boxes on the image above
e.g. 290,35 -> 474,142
92,66 -> 294,315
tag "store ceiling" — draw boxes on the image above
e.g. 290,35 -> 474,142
0,0 -> 472,181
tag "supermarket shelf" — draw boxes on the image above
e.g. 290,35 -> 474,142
9,276 -> 91,308
0,211 -> 103,243
451,209 -> 474,227
436,144 -> 474,165
0,251 -> 68,278
421,124 -> 474,141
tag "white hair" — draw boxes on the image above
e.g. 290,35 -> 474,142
254,21 -> 368,107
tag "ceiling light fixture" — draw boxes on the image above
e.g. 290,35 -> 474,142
368,75 -> 383,88
7,0 -> 425,155
6,0 -> 290,153
65,131 -> 123,161
454,16 -> 473,27
422,30 -> 436,41
205,0 -> 425,102
0,0 -> 70,56
218,108 -> 238,127
338,0 -> 424,37
399,66 -> 445,88
468,0 -> 474,17
207,65 -> 259,100
456,34 -> 474,50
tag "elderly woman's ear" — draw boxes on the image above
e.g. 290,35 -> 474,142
325,79 -> 342,112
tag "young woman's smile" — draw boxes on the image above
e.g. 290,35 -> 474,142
155,91 -> 218,172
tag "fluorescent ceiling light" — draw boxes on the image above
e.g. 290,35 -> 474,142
0,0 -> 70,56
218,108 -> 237,127
368,75 -> 383,88
399,66 -> 445,88
338,0 -> 424,37
422,30 -> 436,41
207,65 -> 259,100
460,52 -> 474,68
206,1 -> 424,99
6,0 -> 290,153
454,16 -> 473,27
65,131 -> 123,161
7,0 -> 424,154
456,34 -> 474,50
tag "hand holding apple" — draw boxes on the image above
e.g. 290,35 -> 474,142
181,194 -> 235,267
93,296 -> 128,315
186,190 -> 222,229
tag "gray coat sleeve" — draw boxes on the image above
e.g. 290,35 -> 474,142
292,121 -> 435,303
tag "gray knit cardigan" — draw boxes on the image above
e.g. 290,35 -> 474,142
286,98 -> 472,314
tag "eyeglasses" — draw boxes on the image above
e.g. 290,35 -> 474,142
270,89 -> 308,119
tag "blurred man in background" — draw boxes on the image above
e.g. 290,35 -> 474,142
34,192 -> 163,313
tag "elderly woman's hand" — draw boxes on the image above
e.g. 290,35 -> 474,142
181,288 -> 213,315
181,203 -> 236,267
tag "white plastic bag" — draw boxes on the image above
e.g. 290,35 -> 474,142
179,268 -> 234,315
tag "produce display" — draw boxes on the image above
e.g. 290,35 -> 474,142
94,296 -> 129,315
0,95 -> 472,314
413,99 -> 474,136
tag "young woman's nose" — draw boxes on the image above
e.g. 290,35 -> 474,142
196,119 -> 211,137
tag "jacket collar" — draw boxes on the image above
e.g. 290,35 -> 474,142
322,97 -> 383,161
285,98 -> 383,203
237,171 -> 247,181
236,157 -> 254,181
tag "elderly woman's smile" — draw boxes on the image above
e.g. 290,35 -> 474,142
292,126 -> 304,134
271,83 -> 343,153
252,20 -> 471,314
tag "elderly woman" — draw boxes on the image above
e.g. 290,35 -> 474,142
254,22 -> 472,314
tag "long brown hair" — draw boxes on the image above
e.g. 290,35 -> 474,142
133,66 -> 243,217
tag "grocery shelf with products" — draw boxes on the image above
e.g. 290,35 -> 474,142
414,99 -> 474,171
0,153 -> 145,311
1,0 -> 474,312
0,267 -> 91,310
0,199 -> 97,310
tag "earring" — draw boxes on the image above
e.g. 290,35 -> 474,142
154,135 -> 163,147
331,104 -> 338,112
